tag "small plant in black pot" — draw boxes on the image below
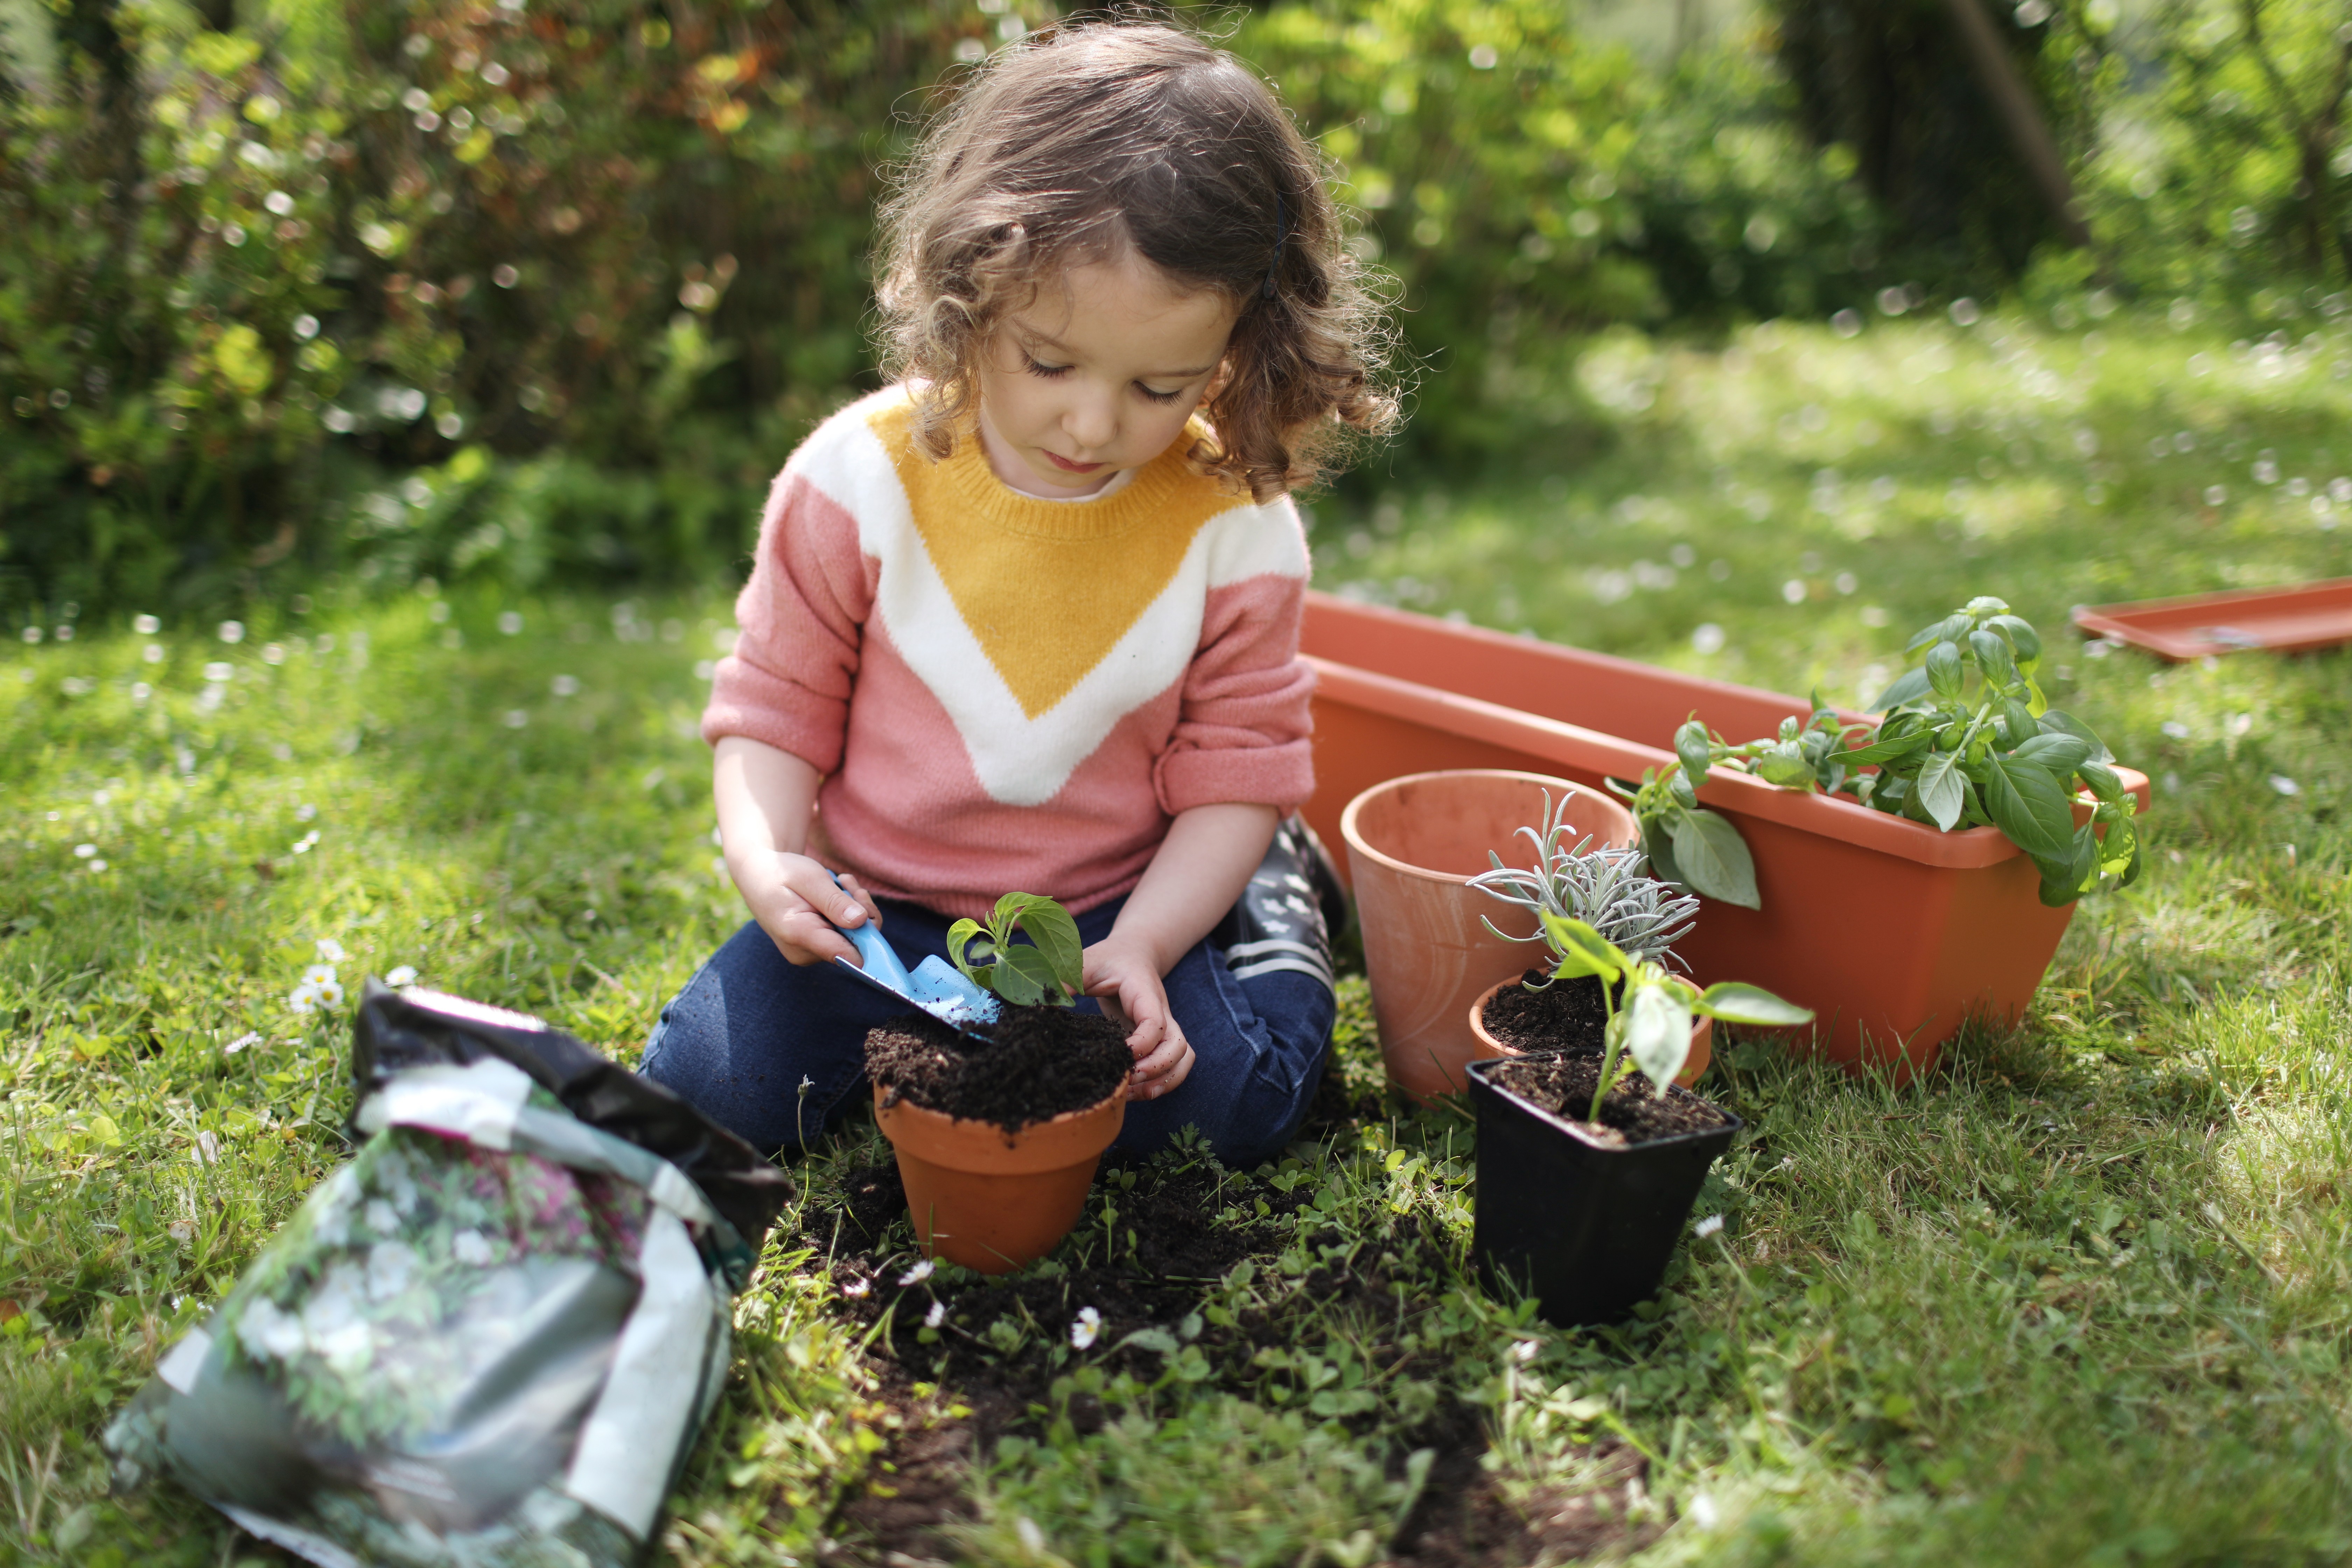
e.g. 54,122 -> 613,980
1466,912 -> 1812,1326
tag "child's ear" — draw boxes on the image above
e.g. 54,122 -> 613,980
1203,357 -> 1233,402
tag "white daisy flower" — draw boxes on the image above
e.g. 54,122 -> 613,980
840,1276 -> 870,1298
316,937 -> 348,962
924,1300 -> 946,1329
1070,1306 -> 1101,1349
1694,1213 -> 1725,1239
896,1259 -> 934,1287
384,965 -> 419,987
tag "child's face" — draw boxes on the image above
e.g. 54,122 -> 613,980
974,248 -> 1240,499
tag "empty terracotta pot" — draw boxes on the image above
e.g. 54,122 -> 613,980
1341,771 -> 1638,1102
1468,976 -> 1712,1087
873,1079 -> 1127,1274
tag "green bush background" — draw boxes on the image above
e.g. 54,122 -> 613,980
6,0 -> 2352,616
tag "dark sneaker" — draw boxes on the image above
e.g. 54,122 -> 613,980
1213,815 -> 1338,992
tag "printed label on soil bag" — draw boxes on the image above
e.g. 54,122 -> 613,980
106,1070 -> 736,1567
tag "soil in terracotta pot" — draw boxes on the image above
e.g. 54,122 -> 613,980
863,1005 -> 1131,1131
1478,968 -> 1612,1053
1485,1049 -> 1732,1144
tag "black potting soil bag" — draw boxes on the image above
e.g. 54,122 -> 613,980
106,982 -> 793,1568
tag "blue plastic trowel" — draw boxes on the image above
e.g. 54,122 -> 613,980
827,880 -> 1001,1041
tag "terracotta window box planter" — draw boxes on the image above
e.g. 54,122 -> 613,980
1299,593 -> 2152,1079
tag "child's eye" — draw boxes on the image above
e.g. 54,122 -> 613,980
1134,384 -> 1183,405
1022,355 -> 1072,379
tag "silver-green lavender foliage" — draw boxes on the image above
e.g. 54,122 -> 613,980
1467,790 -> 1700,967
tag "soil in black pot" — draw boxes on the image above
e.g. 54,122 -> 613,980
1478,969 -> 1611,1054
864,1005 -> 1132,1132
1484,1049 -> 1732,1145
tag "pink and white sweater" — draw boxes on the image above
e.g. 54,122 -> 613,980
702,386 -> 1316,920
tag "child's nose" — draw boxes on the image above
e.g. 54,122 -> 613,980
1064,389 -> 1117,452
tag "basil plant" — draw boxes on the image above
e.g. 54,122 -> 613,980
1536,912 -> 1814,1125
946,892 -> 1085,1008
1849,597 -> 2143,906
1618,598 -> 2143,912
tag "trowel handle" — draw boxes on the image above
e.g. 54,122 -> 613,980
825,871 -> 911,987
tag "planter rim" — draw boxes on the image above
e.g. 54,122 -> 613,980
1339,769 -> 1627,885
1465,1054 -> 1742,1154
873,1078 -> 1128,1176
1309,652 -> 2150,873
2073,575 -> 2352,662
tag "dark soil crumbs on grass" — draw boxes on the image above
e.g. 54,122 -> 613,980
863,1004 -> 1131,1131
1477,970 -> 1611,1054
1486,1048 -> 1734,1143
800,1148 -> 1658,1568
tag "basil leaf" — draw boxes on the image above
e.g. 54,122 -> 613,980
1674,719 -> 1713,783
1980,754 -> 2078,862
1916,748 -> 1967,830
1754,741 -> 1817,789
1988,614 -> 2042,664
1834,728 -> 1931,766
1926,641 -> 1965,700
1870,666 -> 1935,710
2036,707 -> 2113,763
1970,629 -> 2017,686
2010,732 -> 2093,778
1671,807 -> 1761,909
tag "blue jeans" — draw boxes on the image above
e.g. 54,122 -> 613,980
641,894 -> 1334,1169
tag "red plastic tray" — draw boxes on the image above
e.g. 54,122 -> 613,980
2072,578 -> 2352,661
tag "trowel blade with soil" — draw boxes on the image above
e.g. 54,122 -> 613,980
827,889 -> 1000,1041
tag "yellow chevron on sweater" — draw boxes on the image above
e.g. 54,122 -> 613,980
872,400 -> 1239,720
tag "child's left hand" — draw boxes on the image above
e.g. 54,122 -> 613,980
1082,938 -> 1194,1100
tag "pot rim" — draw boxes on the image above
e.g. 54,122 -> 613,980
1464,1054 -> 1742,1153
1339,769 -> 1630,886
873,1075 -> 1129,1171
1468,975 -> 1716,1057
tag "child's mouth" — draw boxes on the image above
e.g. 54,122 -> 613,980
1044,450 -> 1104,474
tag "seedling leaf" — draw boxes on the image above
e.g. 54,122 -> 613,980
1624,985 -> 1692,1096
1694,981 -> 1815,1026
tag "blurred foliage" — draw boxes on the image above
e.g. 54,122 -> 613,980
1769,0 -> 2102,284
9,0 -> 2352,615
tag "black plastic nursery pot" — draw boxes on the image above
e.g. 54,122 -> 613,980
1465,1056 -> 1741,1327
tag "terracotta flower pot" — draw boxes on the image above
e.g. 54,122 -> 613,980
1300,593 -> 2153,1083
873,1079 -> 1127,1275
1468,976 -> 1712,1087
1340,771 -> 1638,1103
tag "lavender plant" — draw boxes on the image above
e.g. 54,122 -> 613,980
1467,790 -> 1700,967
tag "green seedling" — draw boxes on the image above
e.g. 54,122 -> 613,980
946,892 -> 1085,1008
1534,912 -> 1813,1124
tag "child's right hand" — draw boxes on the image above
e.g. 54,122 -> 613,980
731,850 -> 883,966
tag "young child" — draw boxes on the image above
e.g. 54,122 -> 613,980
641,20 -> 1393,1168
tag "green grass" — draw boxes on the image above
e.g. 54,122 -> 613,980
7,307 -> 2352,1566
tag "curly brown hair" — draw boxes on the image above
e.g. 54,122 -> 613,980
874,17 -> 1397,501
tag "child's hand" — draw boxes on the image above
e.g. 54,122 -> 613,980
732,850 -> 883,967
1082,938 -> 1194,1101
